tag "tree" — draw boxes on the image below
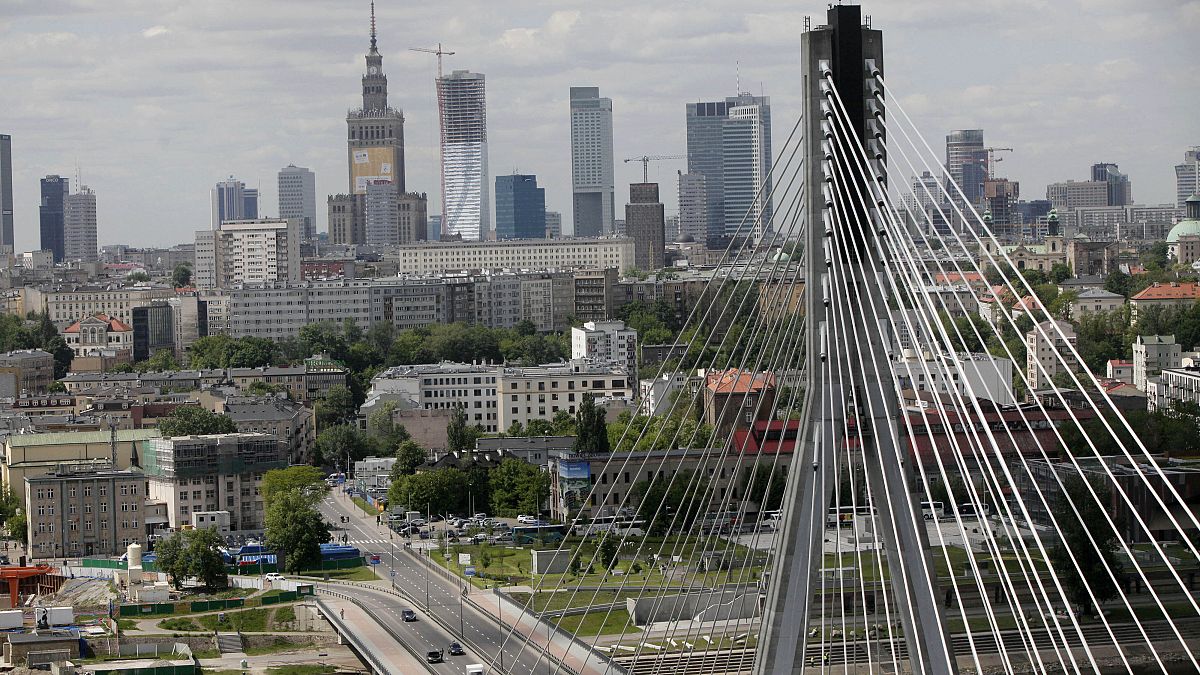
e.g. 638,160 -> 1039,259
446,405 -> 481,453
390,440 -> 427,478
154,532 -> 188,590
127,271 -> 151,283
171,263 -> 193,288
264,489 -> 331,574
187,335 -> 279,369
632,470 -> 710,534
1049,475 -> 1121,616
158,406 -> 238,437
1103,270 -> 1132,299
367,401 -> 410,451
0,486 -> 22,539
597,536 -> 619,570
574,396 -> 610,455
45,336 -> 74,379
185,527 -> 229,590
262,466 -> 328,508
1141,241 -> 1169,271
488,459 -> 550,517
143,348 -> 179,372
388,468 -> 468,515
313,425 -> 376,467
316,384 -> 358,429
247,381 -> 289,398
1048,263 -> 1072,284
741,462 -> 787,512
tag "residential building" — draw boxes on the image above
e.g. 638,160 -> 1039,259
383,237 -> 632,275
944,130 -> 987,206
0,134 -> 12,250
571,320 -> 637,375
570,87 -> 615,237
625,183 -> 666,270
353,456 -> 397,490
24,463 -> 148,558
1072,203 -> 1180,241
62,313 -> 133,358
211,177 -> 252,229
2,429 -> 160,509
1091,162 -> 1132,206
64,185 -> 98,262
30,283 -> 176,325
497,360 -> 633,431
495,174 -> 546,240
1069,288 -> 1124,318
1107,360 -> 1133,384
167,293 -> 210,358
573,268 -> 618,322
144,433 -> 285,532
686,94 -> 772,243
369,362 -> 500,433
1025,320 -> 1077,390
1130,282 -> 1200,321
0,349 -> 54,396
1134,335 -> 1182,391
40,175 -> 68,262
1148,367 -> 1200,411
702,369 -> 777,438
438,70 -> 489,240
277,165 -> 317,240
194,219 -> 301,289
207,394 -> 315,465
131,303 -> 174,363
893,351 -> 1016,407
1176,147 -> 1200,208
545,211 -> 562,239
639,372 -> 688,416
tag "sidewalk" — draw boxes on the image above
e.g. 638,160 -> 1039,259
317,594 -> 431,674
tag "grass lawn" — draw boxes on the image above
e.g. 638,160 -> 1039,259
351,497 -> 379,516
554,608 -> 635,637
300,566 -> 377,581
435,542 -> 675,590
509,590 -> 650,613
116,618 -> 138,631
244,637 -> 316,656
159,605 -> 302,633
266,666 -> 336,675
159,617 -> 203,631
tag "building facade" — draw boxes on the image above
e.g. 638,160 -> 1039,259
570,87 -> 615,237
131,303 -> 174,362
40,175 -> 68,262
194,219 -> 301,289
277,165 -> 317,241
495,174 -> 546,240
497,360 -> 632,430
0,134 -> 12,250
62,313 -> 133,358
438,70 -> 489,240
1025,320 -> 1077,390
944,130 -> 987,205
211,177 -> 253,230
1176,147 -> 1200,208
64,186 -> 98,262
677,171 -> 707,243
571,320 -> 638,374
686,95 -> 772,243
383,237 -> 632,275
722,97 -> 772,241
1133,335 -> 1182,392
625,183 -> 666,270
0,349 -> 54,396
25,464 -> 148,558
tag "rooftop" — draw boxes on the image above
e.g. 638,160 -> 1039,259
705,369 -> 776,394
1132,282 -> 1200,301
6,428 -> 160,448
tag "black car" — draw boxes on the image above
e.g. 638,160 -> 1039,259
401,609 -> 417,622
448,642 -> 465,656
426,649 -> 444,664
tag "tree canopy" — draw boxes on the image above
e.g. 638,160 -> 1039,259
388,467 -> 469,515
262,466 -> 328,508
158,406 -> 238,437
574,396 -> 610,455
488,459 -> 550,517
154,528 -> 228,590
264,489 -> 331,574
186,335 -> 281,369
632,469 -> 710,534
312,424 -> 376,468
1049,475 -> 1121,616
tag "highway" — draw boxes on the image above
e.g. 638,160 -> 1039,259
319,492 -> 559,674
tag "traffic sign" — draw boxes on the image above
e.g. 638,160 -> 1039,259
464,566 -> 476,577
369,554 -> 381,565
390,569 -> 396,577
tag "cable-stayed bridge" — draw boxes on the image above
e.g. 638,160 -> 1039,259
488,5 -> 1200,674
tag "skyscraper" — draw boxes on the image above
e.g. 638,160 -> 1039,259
0,134 -> 12,251
278,165 -> 317,240
677,171 -> 707,242
494,174 -> 546,240
243,188 -> 259,220
363,181 -> 428,246
945,129 -> 988,205
722,97 -> 772,241
1091,162 -> 1131,206
625,183 -> 665,271
570,87 -> 615,237
545,211 -> 562,239
64,185 -> 98,262
438,70 -> 488,241
39,175 -> 68,262
1176,147 -> 1200,207
211,177 -> 248,229
685,93 -> 772,243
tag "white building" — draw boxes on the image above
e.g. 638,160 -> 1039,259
677,171 -> 708,243
569,87 -> 615,237
353,456 -> 397,490
382,237 -> 633,275
438,70 -> 489,241
639,372 -> 688,416
1070,288 -> 1124,318
1134,335 -> 1182,391
194,219 -> 301,290
62,313 -> 134,358
497,359 -> 633,430
369,363 -> 501,433
571,320 -> 637,374
1026,320 -> 1077,390
277,165 -> 316,241
893,351 -> 1016,407
722,97 -> 772,242
64,186 -> 98,262
1148,367 -> 1200,411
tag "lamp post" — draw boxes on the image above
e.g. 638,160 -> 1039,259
497,587 -> 504,672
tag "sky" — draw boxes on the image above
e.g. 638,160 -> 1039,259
1,0 -> 1197,251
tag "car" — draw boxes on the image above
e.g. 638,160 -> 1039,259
471,533 -> 488,544
493,522 -> 510,531
426,649 -> 444,664
473,513 -> 488,520
517,515 -> 534,524
264,572 -> 284,582
401,609 -> 417,622
448,642 -> 465,656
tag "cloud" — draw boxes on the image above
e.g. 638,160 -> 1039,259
141,25 -> 170,38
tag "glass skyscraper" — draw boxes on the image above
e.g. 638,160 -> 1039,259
438,70 -> 488,241
685,93 -> 772,244
495,174 -> 546,240
39,175 -> 68,262
0,134 -> 12,250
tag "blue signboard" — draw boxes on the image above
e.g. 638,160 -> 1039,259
464,566 -> 476,577
369,554 -> 381,565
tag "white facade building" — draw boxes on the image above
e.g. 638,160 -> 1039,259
64,186 -> 98,262
277,165 -> 316,241
369,363 -> 501,433
497,359 -> 632,430
569,87 -> 615,237
1026,320 -> 1077,390
722,98 -> 772,242
893,351 -> 1016,407
383,237 -> 633,275
194,219 -> 301,290
1134,335 -> 1182,391
571,320 -> 637,374
438,70 -> 489,241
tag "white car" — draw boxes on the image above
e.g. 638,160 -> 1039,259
517,515 -> 534,524
264,572 -> 284,582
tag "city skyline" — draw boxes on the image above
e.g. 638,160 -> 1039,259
0,1 -> 1196,250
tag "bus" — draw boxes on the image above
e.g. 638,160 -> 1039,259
763,510 -> 783,529
571,516 -> 647,538
920,501 -> 945,521
513,524 -> 568,544
956,503 -> 991,520
826,506 -> 876,528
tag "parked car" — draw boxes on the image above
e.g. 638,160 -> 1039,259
426,649 -> 444,663
517,515 -> 534,524
401,609 -> 417,622
264,572 -> 284,582
448,642 -> 465,656
473,513 -> 488,520
410,518 -> 427,527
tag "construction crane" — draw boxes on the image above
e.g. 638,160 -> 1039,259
623,154 -> 686,183
409,43 -> 455,79
982,147 -> 1013,177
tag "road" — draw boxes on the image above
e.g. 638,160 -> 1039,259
320,491 -> 558,674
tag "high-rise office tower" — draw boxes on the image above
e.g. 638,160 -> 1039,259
438,70 -> 488,241
569,87 -> 615,237
1176,147 -> 1200,207
64,185 -> 98,262
685,93 -> 772,243
625,183 -> 665,271
278,165 -> 317,240
494,174 -> 546,240
677,171 -> 708,242
722,97 -> 772,241
545,211 -> 562,239
945,129 -> 988,205
364,180 -> 399,247
1091,162 -> 1131,206
243,188 -> 259,220
39,175 -> 68,262
211,177 -> 248,229
0,134 -> 12,250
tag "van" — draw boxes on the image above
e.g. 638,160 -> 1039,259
466,665 -> 486,675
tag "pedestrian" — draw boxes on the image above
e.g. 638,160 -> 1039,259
339,608 -> 344,620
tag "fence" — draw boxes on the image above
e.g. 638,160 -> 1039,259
187,598 -> 244,613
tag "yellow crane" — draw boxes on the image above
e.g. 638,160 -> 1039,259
624,154 -> 686,183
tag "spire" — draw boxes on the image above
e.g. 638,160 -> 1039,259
369,1 -> 378,53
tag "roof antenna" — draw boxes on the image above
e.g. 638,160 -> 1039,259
736,60 -> 741,95
369,1 -> 377,50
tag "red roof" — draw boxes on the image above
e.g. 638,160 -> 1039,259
1131,282 -> 1200,301
705,369 -> 776,394
934,272 -> 984,284
1107,360 -> 1132,367
63,313 -> 133,334
729,420 -> 800,455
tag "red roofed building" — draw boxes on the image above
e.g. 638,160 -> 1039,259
703,369 -> 777,438
62,313 -> 134,358
1131,282 -> 1200,320
730,420 -> 802,456
1107,360 -> 1133,383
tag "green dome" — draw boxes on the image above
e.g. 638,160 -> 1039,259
1167,217 -> 1200,243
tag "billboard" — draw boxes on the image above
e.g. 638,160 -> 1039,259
351,146 -> 399,194
558,460 -> 591,512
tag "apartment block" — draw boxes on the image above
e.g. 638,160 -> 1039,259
24,463 -> 148,558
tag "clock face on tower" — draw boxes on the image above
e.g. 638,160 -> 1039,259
368,66 -> 378,75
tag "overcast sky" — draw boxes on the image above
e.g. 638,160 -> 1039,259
2,0 -> 1197,250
